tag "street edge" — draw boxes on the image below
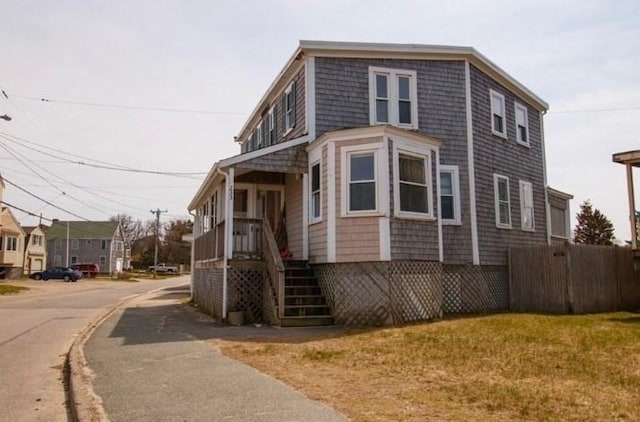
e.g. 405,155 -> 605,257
65,285 -> 171,422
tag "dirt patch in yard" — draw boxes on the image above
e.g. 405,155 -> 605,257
218,313 -> 640,421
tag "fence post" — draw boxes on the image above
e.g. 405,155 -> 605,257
564,242 -> 574,314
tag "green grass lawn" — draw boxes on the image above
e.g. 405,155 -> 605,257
0,284 -> 29,295
220,312 -> 640,421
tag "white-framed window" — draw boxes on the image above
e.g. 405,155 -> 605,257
283,82 -> 296,132
54,255 -> 62,266
515,103 -> 529,146
490,90 -> 507,138
310,161 -> 321,222
55,239 -> 62,252
71,239 -> 79,250
494,174 -> 511,228
32,234 -> 43,246
519,180 -> 535,231
99,255 -> 107,266
3,236 -> 18,251
397,152 -> 430,216
71,255 -> 78,264
101,240 -> 107,250
347,151 -> 377,213
267,107 -> 276,146
440,165 -> 461,225
255,121 -> 263,149
369,67 -> 418,129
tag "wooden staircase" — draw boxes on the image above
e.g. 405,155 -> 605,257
279,260 -> 334,327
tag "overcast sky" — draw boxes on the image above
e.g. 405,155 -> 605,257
1,0 -> 638,240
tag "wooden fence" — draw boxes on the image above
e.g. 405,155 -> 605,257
509,243 -> 640,314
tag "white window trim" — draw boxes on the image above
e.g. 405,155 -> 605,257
368,67 -> 419,129
340,143 -> 385,218
392,143 -> 434,220
519,180 -> 535,231
284,83 -> 295,135
490,89 -> 507,139
309,157 -> 322,224
494,173 -> 512,229
440,165 -> 461,225
514,102 -> 529,147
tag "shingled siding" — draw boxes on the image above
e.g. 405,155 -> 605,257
285,173 -> 303,259
470,64 -> 547,265
314,57 -> 473,264
242,66 -> 306,154
236,144 -> 308,174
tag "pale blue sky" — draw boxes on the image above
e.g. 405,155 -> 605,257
1,0 -> 638,239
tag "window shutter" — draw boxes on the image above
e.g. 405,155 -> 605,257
291,80 -> 297,128
273,109 -> 277,144
262,118 -> 268,146
281,93 -> 287,130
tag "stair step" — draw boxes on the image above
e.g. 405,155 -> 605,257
279,315 -> 334,327
284,304 -> 332,317
285,296 -> 327,306
285,286 -> 322,296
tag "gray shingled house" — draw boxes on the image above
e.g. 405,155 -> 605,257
46,220 -> 125,274
188,40 -> 568,327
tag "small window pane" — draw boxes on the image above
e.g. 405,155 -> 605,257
400,184 -> 427,213
518,125 -> 527,143
399,155 -> 425,184
399,101 -> 411,124
398,77 -> 410,100
376,99 -> 388,123
311,164 -> 320,191
441,196 -> 454,219
350,154 -> 375,181
376,74 -> 388,98
350,183 -> 376,211
499,203 -> 510,224
441,172 -> 453,195
498,179 -> 508,200
312,192 -> 321,217
493,114 -> 503,133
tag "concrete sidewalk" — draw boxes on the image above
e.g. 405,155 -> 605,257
80,284 -> 347,421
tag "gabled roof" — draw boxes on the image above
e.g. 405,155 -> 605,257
47,221 -> 120,240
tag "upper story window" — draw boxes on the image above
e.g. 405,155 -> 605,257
255,122 -> 263,149
210,191 -> 218,229
490,90 -> 507,138
71,239 -> 79,250
310,161 -> 321,222
494,174 -> 511,228
267,107 -> 276,146
519,180 -> 535,231
32,234 -> 43,246
347,152 -> 377,213
55,239 -> 62,251
101,240 -> 107,250
515,103 -> 529,146
369,67 -> 418,129
440,165 -> 461,225
3,236 -> 18,251
283,82 -> 296,133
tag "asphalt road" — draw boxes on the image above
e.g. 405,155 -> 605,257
0,276 -> 186,422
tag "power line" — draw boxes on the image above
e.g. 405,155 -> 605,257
1,177 -> 88,221
7,92 -> 249,116
0,200 -> 53,222
0,132 -> 206,177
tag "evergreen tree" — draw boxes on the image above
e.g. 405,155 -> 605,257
573,200 -> 615,245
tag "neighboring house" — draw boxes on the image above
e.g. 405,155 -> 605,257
0,175 -> 26,279
46,220 -> 125,273
22,225 -> 48,275
547,187 -> 573,244
188,40 -> 565,326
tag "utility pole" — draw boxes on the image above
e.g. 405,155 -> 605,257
150,208 -> 167,278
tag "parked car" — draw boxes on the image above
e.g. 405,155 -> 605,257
147,263 -> 178,273
31,267 -> 82,282
70,263 -> 100,277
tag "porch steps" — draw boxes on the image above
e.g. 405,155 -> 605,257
279,260 -> 333,327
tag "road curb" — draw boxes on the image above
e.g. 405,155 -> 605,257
65,284 -> 181,421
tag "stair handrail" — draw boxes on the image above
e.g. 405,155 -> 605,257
262,217 -> 285,319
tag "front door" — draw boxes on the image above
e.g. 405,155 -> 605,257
256,189 -> 282,230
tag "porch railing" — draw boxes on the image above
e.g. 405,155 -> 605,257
262,217 -> 285,319
232,218 -> 263,258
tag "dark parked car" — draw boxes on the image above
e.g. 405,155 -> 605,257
70,263 -> 100,277
31,267 -> 82,282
